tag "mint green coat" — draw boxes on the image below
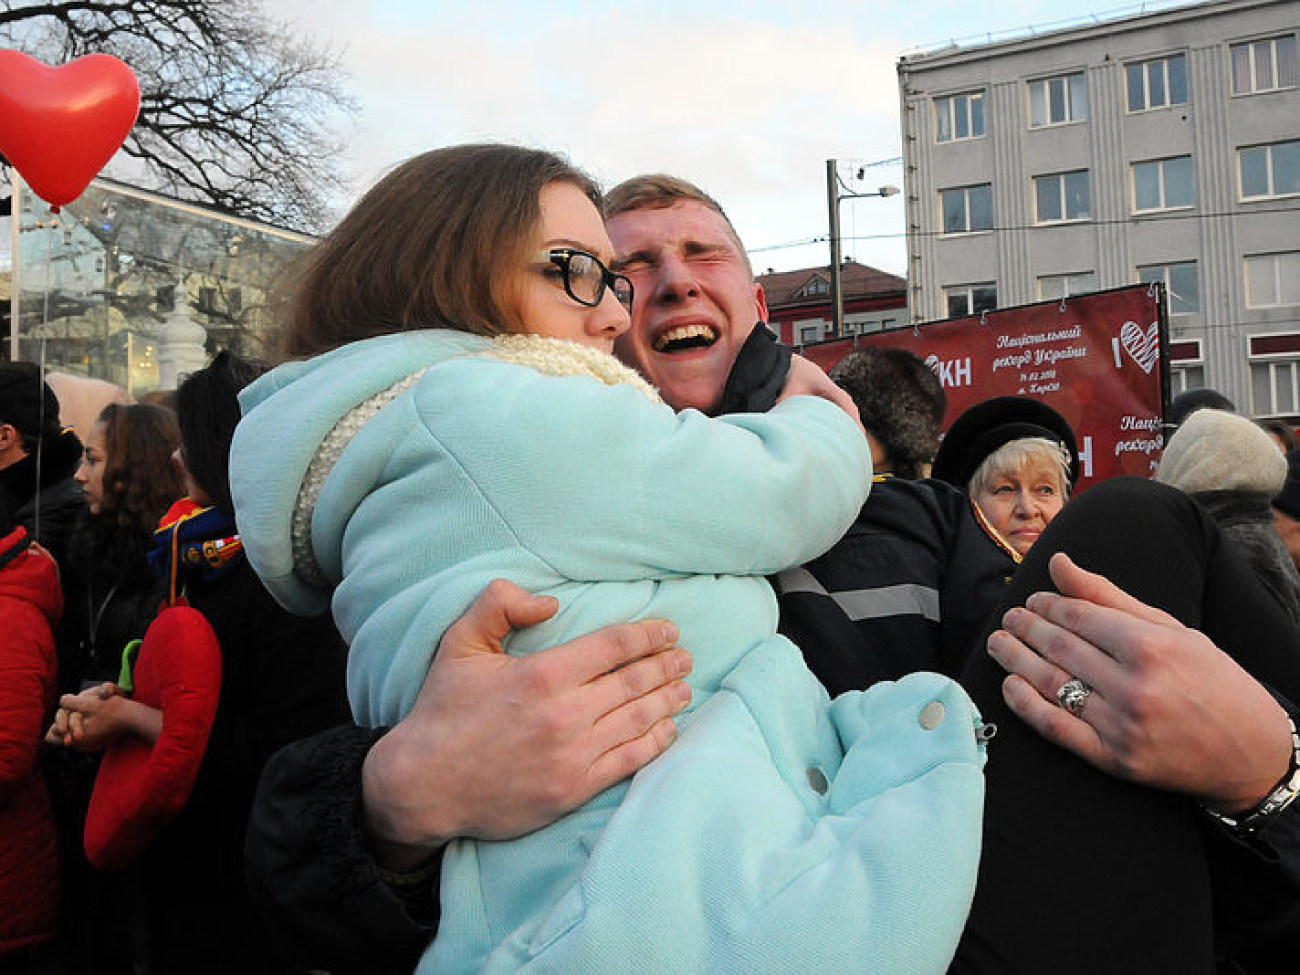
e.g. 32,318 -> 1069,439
230,330 -> 986,974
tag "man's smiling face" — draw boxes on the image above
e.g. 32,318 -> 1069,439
607,200 -> 768,413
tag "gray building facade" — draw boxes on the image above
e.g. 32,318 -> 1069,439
898,0 -> 1300,417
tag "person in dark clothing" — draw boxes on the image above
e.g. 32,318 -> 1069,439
776,349 -> 1010,692
777,389 -> 1075,696
243,174 -> 1300,974
1274,449 -> 1300,573
44,403 -> 183,975
58,404 -> 181,693
0,363 -> 86,569
1157,407 -> 1300,627
51,357 -> 351,974
828,347 -> 946,480
144,353 -> 351,973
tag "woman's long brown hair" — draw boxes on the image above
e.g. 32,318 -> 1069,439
278,144 -> 602,360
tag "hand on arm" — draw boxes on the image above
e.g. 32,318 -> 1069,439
777,355 -> 864,434
45,682 -> 163,753
986,552 -> 1293,814
361,579 -> 693,872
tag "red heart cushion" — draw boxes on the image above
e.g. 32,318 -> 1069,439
84,605 -> 221,871
0,49 -> 140,207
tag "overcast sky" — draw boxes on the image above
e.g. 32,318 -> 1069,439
269,0 -> 1192,276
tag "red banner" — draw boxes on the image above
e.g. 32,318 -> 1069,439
801,285 -> 1169,491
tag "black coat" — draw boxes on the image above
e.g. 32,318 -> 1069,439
777,475 -> 1016,695
143,555 -> 351,974
0,427 -> 86,570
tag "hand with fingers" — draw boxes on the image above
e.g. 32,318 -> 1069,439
45,681 -> 162,753
778,354 -> 865,434
361,578 -> 692,872
987,551 -> 1293,814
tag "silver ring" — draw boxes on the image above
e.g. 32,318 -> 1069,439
1056,677 -> 1092,716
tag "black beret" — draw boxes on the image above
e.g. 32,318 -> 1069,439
932,395 -> 1079,490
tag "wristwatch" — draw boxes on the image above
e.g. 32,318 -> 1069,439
1203,716 -> 1300,833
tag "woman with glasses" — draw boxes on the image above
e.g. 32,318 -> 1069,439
230,144 -> 988,974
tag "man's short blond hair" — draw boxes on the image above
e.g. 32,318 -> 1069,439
603,174 -> 754,276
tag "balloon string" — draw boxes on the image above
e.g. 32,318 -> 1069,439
33,207 -> 56,546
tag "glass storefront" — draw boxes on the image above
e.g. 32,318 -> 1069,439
5,173 -> 314,395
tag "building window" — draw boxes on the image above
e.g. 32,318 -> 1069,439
1038,271 -> 1098,300
846,315 -> 894,334
796,319 -> 824,344
941,183 -> 993,234
1126,53 -> 1188,112
1034,170 -> 1091,222
1139,261 -> 1199,314
1252,359 -> 1300,415
1171,365 -> 1205,396
1251,333 -> 1300,415
1133,156 -> 1195,212
1231,35 -> 1298,95
1240,140 -> 1300,199
1246,252 -> 1300,308
1170,338 -> 1204,397
798,275 -> 829,297
945,283 -> 997,318
1028,72 -> 1088,127
935,90 -> 986,143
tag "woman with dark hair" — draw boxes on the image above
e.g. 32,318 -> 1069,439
41,403 -> 181,975
53,353 -> 350,973
47,359 -> 348,973
62,403 -> 182,694
230,144 -> 988,974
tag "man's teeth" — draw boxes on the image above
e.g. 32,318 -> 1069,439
654,324 -> 718,352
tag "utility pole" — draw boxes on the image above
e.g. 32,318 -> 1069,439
825,160 -> 899,338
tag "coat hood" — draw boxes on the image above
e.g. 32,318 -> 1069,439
230,330 -> 492,615
0,526 -> 63,626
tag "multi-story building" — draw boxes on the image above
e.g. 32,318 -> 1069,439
898,0 -> 1299,417
757,260 -> 907,347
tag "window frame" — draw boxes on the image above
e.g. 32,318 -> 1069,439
795,319 -> 824,345
1028,72 -> 1088,128
1034,170 -> 1092,224
940,183 -> 994,235
944,282 -> 998,318
1125,53 -> 1189,112
935,90 -> 987,144
1245,251 -> 1300,309
1239,140 -> 1300,201
1138,261 -> 1200,315
1132,155 -> 1196,213
1037,271 -> 1099,301
1231,34 -> 1299,96
800,275 -> 830,297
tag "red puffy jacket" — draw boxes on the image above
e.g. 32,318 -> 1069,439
0,526 -> 63,953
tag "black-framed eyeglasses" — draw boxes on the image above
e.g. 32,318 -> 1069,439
537,248 -> 634,310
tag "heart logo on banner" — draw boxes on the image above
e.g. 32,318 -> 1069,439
1120,320 -> 1159,374
0,49 -> 140,208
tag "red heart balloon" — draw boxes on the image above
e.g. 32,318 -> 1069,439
0,49 -> 140,208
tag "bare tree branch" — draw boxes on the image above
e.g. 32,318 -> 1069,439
1,0 -> 356,232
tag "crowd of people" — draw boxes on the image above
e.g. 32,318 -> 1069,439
1,361 -> 350,974
1,142 -> 1299,974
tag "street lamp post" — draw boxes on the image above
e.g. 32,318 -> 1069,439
826,160 -> 899,339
